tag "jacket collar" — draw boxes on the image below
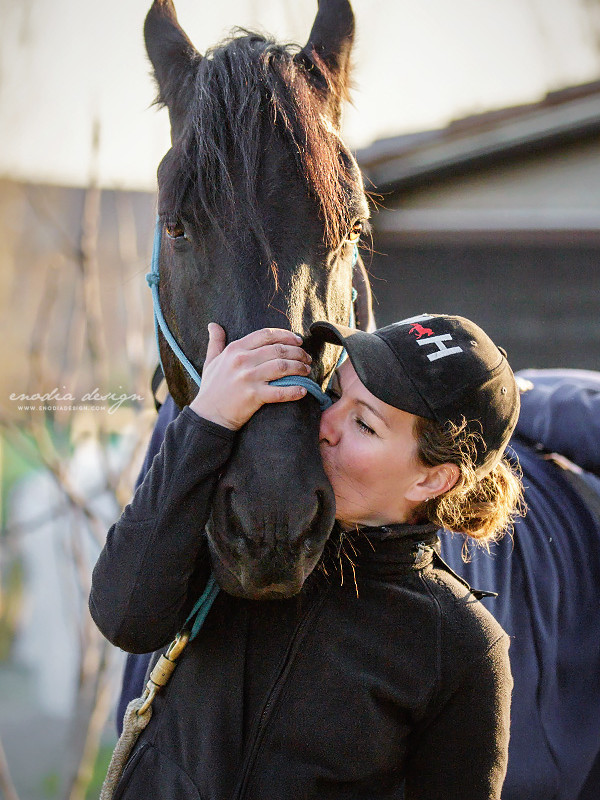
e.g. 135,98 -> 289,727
354,520 -> 439,542
320,521 -> 440,579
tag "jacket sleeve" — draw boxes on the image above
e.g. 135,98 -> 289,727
515,368 -> 600,472
133,393 -> 181,490
89,407 -> 236,653
404,634 -> 512,800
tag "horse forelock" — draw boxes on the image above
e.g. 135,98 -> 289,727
158,31 -> 361,263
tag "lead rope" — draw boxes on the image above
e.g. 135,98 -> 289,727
100,577 -> 219,799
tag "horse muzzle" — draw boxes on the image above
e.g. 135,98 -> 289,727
207,482 -> 334,599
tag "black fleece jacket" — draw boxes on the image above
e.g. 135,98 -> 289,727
90,407 -> 512,800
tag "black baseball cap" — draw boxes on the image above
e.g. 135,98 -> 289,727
311,313 -> 520,476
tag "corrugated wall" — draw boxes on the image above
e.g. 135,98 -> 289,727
366,242 -> 600,372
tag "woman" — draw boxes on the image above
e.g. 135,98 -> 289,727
90,313 -> 522,800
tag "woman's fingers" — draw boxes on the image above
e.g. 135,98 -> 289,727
233,327 -> 304,352
260,384 -> 307,404
204,327 -> 309,369
253,356 -> 312,383
243,343 -> 312,370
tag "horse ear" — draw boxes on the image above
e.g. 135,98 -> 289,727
297,0 -> 355,125
144,0 -> 202,138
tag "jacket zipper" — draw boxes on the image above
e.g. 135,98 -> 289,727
416,541 -> 428,560
232,591 -> 327,800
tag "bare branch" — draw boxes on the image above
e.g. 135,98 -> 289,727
0,736 -> 21,800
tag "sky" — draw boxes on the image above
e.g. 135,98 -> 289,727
0,0 -> 599,190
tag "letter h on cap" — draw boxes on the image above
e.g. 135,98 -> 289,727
417,335 -> 463,362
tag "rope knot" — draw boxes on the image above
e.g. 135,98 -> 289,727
146,272 -> 160,288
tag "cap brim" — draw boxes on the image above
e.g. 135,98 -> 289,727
310,321 -> 434,419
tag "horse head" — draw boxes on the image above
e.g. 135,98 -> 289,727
144,0 -> 369,598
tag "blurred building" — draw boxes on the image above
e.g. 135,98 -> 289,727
357,80 -> 600,371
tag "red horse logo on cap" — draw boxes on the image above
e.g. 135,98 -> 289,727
409,323 -> 434,339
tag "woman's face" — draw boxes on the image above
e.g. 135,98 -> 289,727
319,359 -> 429,527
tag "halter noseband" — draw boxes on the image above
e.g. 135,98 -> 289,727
146,218 -> 357,411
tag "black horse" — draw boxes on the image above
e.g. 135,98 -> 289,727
143,0 -> 370,599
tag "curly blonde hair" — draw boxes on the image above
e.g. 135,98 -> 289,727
414,416 -> 525,545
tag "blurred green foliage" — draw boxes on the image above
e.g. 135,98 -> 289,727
1,430 -> 39,529
41,770 -> 60,798
38,739 -> 116,799
86,741 -> 116,799
0,557 -> 24,662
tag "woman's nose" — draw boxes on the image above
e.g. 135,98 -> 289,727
319,403 -> 340,445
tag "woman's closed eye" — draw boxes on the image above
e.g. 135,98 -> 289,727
355,417 -> 375,436
326,386 -> 376,435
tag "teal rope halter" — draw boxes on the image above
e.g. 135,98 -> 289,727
146,219 -> 203,387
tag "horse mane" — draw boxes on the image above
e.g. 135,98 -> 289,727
157,31 -> 357,268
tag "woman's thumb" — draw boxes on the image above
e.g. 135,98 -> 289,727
205,323 -> 226,365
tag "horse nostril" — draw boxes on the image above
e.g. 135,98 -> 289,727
298,490 -> 327,555
223,488 -> 250,552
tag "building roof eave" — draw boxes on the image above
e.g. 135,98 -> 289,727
358,89 -> 600,193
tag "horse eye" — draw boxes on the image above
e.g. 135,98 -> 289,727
347,221 -> 363,243
166,222 -> 186,240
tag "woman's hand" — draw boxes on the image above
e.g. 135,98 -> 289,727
189,324 -> 312,430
